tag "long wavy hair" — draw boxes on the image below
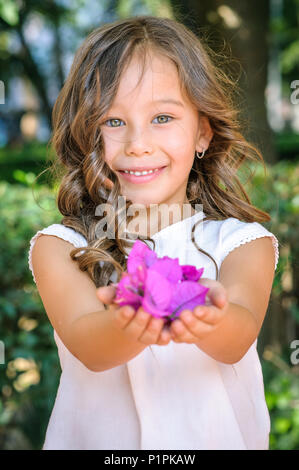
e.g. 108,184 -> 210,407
49,15 -> 271,287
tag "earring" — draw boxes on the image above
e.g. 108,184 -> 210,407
195,149 -> 206,159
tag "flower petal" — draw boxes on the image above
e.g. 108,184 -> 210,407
127,240 -> 155,275
181,265 -> 204,281
129,239 -> 152,259
144,250 -> 158,267
142,269 -> 172,318
115,273 -> 143,308
150,257 -> 182,283
169,281 -> 210,318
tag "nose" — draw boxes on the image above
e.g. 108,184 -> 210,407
124,126 -> 153,157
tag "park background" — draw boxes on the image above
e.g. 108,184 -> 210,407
0,0 -> 298,450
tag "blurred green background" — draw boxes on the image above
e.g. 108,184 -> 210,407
0,0 -> 299,450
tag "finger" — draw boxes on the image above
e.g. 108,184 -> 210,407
200,278 -> 227,309
96,285 -> 116,305
193,304 -> 225,326
112,305 -> 136,329
122,306 -> 153,340
155,326 -> 172,346
179,309 -> 214,339
137,315 -> 165,345
209,288 -> 227,309
170,318 -> 199,344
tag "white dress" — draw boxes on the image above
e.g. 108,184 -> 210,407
28,210 -> 279,450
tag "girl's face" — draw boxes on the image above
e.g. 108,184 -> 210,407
100,50 -> 213,208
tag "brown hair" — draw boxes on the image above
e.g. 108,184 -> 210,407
49,15 -> 271,287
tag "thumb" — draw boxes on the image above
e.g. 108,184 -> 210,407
199,278 -> 227,309
209,286 -> 227,309
96,285 -> 117,305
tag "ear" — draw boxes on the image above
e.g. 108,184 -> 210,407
196,116 -> 214,152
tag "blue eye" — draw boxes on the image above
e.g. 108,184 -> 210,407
103,115 -> 173,127
104,119 -> 124,127
153,115 -> 173,124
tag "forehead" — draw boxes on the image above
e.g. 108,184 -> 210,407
111,50 -> 187,105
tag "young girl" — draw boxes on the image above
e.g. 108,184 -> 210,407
28,15 -> 279,450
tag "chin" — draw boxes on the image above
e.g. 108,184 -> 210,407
123,192 -> 162,208
128,198 -> 154,208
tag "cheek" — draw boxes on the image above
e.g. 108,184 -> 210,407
101,135 -> 118,166
160,124 -> 196,159
166,142 -> 195,172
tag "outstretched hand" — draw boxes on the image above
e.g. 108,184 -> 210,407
96,284 -> 172,346
169,278 -> 229,344
96,278 -> 229,346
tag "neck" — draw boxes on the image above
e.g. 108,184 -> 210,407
126,201 -> 196,238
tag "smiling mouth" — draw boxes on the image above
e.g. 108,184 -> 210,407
118,166 -> 167,176
117,166 -> 167,183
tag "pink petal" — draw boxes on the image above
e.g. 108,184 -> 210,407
127,257 -> 147,283
150,257 -> 182,283
181,265 -> 204,281
127,240 -> 156,275
115,273 -> 143,308
133,264 -> 147,285
129,239 -> 152,259
144,250 -> 158,267
169,281 -> 210,319
142,269 -> 172,318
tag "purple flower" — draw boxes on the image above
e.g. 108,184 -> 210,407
181,265 -> 204,282
150,256 -> 182,284
127,239 -> 157,274
114,272 -> 143,310
168,281 -> 209,319
142,269 -> 173,318
114,239 -> 209,321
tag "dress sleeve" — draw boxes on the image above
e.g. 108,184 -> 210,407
28,223 -> 88,284
218,218 -> 279,271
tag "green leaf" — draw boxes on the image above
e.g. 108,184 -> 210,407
0,0 -> 19,26
274,417 -> 292,434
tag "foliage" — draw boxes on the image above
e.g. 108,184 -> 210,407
276,0 -> 299,79
274,132 -> 299,160
245,158 -> 299,450
247,158 -> 299,299
262,348 -> 299,450
0,141 -> 56,185
0,178 -> 61,449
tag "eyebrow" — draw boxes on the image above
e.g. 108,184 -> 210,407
107,98 -> 185,113
152,99 -> 184,107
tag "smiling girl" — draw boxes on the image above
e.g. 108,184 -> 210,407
28,16 -> 279,450
100,49 -> 212,209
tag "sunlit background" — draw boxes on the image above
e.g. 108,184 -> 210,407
0,0 -> 298,450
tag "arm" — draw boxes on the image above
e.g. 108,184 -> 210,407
193,301 -> 259,364
170,236 -> 276,364
67,309 -> 149,372
31,235 -> 170,373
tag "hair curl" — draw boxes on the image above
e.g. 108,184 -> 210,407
49,15 -> 271,287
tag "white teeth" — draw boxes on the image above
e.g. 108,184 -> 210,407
123,168 -> 161,176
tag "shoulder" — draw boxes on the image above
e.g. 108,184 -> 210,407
28,223 -> 87,283
218,219 -> 278,331
204,217 -> 280,272
29,223 -> 87,249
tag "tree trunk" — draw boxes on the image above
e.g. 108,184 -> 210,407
171,0 -> 278,164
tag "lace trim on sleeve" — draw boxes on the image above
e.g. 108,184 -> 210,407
28,224 -> 88,284
220,231 -> 279,272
